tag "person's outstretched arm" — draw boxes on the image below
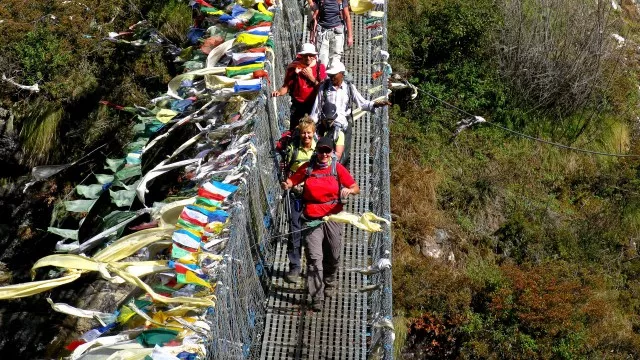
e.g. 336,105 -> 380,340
351,84 -> 392,112
334,132 -> 345,160
341,183 -> 359,198
351,84 -> 375,111
336,163 -> 359,198
343,3 -> 353,47
281,163 -> 310,189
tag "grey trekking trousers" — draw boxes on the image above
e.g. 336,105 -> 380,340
305,220 -> 342,301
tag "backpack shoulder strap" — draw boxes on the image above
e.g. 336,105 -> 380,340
320,79 -> 331,112
289,63 -> 300,92
331,156 -> 338,178
305,155 -> 316,178
345,80 -> 354,124
336,0 -> 345,23
345,80 -> 354,103
331,155 -> 342,203
288,141 -> 300,172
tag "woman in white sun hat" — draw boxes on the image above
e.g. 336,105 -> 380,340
272,43 -> 327,131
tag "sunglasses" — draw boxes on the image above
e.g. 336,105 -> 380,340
317,147 -> 332,154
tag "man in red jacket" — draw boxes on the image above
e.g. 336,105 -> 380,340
281,136 -> 360,311
272,43 -> 327,131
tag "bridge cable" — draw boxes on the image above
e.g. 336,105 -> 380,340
418,88 -> 640,158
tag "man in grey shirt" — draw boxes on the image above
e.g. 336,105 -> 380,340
308,0 -> 353,66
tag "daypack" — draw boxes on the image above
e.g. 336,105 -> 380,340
275,130 -> 318,177
275,130 -> 293,156
303,153 -> 342,205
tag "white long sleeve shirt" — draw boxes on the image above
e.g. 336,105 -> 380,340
309,81 -> 375,128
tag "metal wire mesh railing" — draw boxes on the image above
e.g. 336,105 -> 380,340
206,0 -> 394,358
205,95 -> 277,360
204,3 -> 305,358
366,3 -> 395,358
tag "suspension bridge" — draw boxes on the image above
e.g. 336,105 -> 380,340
0,0 -> 393,359
258,1 -> 393,359
209,1 -> 393,357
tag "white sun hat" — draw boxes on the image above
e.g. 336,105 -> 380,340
326,61 -> 346,75
297,43 -> 318,55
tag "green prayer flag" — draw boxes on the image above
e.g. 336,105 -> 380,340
64,199 -> 97,213
132,123 -> 146,134
94,174 -> 114,184
248,12 -> 272,25
47,227 -> 79,240
76,184 -> 104,199
105,158 -> 125,173
200,7 -> 224,15
134,299 -> 153,309
171,245 -> 193,259
136,328 -> 179,347
152,285 -> 177,293
195,197 -> 221,209
177,218 -> 204,233
115,165 -> 141,181
126,138 -> 149,153
109,189 -> 136,207
102,210 -> 136,226
184,61 -> 204,71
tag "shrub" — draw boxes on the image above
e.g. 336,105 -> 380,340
149,0 -> 193,44
390,0 -> 640,358
18,100 -> 64,166
497,0 -> 622,115
13,26 -> 72,84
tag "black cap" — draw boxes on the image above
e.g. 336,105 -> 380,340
321,102 -> 338,121
316,136 -> 334,151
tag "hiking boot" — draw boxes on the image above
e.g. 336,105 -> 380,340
284,269 -> 300,283
311,299 -> 324,312
324,286 -> 337,298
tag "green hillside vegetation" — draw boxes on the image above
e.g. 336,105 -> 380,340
0,0 -> 190,168
389,0 -> 640,358
3,0 -> 640,357
0,0 -> 191,259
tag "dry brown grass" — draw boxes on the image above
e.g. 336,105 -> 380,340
390,156 -> 443,245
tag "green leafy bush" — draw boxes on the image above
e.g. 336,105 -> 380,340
389,0 -> 640,358
13,26 -> 72,84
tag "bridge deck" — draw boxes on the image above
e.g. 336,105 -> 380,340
260,11 -> 374,360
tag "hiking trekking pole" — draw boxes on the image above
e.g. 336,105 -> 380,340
280,188 -> 292,242
285,188 -> 292,229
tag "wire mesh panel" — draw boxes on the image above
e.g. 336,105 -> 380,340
205,93 -> 283,359
366,1 -> 394,358
207,0 -> 394,358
